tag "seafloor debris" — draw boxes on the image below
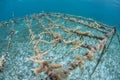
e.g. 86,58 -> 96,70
0,12 -> 119,80
0,55 -> 6,71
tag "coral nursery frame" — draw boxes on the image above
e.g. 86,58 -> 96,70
0,13 -> 118,80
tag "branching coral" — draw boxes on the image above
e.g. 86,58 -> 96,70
34,37 -> 49,55
74,55 -> 86,69
63,38 -> 79,45
25,20 -> 36,44
63,38 -> 85,50
43,28 -> 63,47
27,58 -> 62,74
26,50 -> 50,61
93,22 -> 100,28
72,40 -> 85,50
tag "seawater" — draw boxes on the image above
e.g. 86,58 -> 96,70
0,0 -> 120,25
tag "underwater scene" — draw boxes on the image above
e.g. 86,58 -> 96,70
0,0 -> 120,80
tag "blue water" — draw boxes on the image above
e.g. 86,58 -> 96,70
0,0 -> 120,26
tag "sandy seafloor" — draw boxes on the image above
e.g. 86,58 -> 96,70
0,16 -> 120,80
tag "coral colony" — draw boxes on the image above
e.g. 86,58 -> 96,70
0,13 -> 119,80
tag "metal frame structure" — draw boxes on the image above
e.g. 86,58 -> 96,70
0,13 -> 119,80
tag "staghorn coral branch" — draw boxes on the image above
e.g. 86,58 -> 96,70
44,27 -> 62,41
74,55 -> 87,69
50,38 -> 62,47
26,50 -> 50,61
25,21 -> 36,44
48,64 -> 62,70
32,60 -> 62,74
29,59 -> 53,65
63,38 -> 79,45
72,39 -> 85,50
42,28 -> 63,47
46,16 -> 60,26
32,67 -> 45,74
32,64 -> 60,75
63,38 -> 85,50
34,38 -> 50,55
45,15 -> 58,28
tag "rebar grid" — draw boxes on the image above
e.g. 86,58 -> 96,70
0,13 -> 117,80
